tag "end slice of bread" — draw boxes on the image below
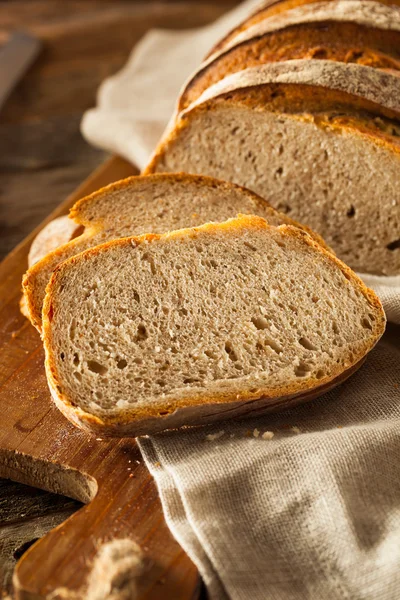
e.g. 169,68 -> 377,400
22,173 -> 327,333
28,216 -> 82,268
42,215 -> 385,437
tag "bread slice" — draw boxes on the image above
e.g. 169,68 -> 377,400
180,0 -> 400,111
209,0 -> 400,55
42,215 -> 385,437
22,173 -> 326,333
145,60 -> 400,276
28,216 -> 82,268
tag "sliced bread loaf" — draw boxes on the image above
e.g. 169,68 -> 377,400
210,0 -> 400,55
23,173 -> 326,333
145,60 -> 400,276
180,0 -> 400,111
42,215 -> 385,437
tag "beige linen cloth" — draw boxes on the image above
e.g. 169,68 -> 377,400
82,3 -> 400,598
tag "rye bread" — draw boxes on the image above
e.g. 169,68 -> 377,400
209,0 -> 400,55
42,215 -> 385,437
179,0 -> 400,111
145,60 -> 400,276
23,173 -> 326,333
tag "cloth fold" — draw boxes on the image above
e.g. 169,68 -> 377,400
139,327 -> 400,600
81,4 -> 400,598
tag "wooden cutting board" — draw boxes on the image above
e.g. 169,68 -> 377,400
0,156 -> 201,599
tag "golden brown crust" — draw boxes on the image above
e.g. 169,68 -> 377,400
22,173 -> 330,332
145,61 -> 400,175
181,20 -> 400,110
42,215 -> 385,437
209,0 -> 400,56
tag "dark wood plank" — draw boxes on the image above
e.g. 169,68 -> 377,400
0,480 -> 81,596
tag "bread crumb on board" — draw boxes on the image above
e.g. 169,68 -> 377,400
261,431 -> 274,440
205,430 -> 225,441
290,426 -> 301,434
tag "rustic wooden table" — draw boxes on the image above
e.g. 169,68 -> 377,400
0,1 -> 237,595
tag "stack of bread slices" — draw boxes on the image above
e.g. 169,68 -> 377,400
23,0 -> 399,436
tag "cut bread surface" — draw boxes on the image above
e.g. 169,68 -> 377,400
210,0 -> 400,55
180,1 -> 400,110
22,173 -> 326,332
146,61 -> 400,275
43,215 -> 385,437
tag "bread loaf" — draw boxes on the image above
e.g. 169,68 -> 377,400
145,60 -> 400,276
210,0 -> 400,55
180,0 -> 400,111
23,173 -> 326,332
42,215 -> 385,437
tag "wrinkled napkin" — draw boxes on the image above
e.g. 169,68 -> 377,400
81,3 -> 400,598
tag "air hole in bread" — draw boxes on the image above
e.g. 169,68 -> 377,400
224,341 -> 238,361
332,321 -> 340,335
183,377 -> 201,384
133,290 -> 140,303
142,252 -> 156,274
316,369 -> 325,379
251,316 -> 268,330
347,205 -> 356,218
387,239 -> 400,251
276,239 -> 286,249
299,337 -> 317,351
60,352 -> 65,361
73,371 -> 82,382
244,241 -> 257,251
312,295 -> 319,303
361,317 -> 373,331
294,362 -> 312,377
136,324 -> 148,341
117,359 -> 127,370
87,360 -> 108,375
73,353 -> 80,366
275,167 -> 283,177
277,203 -> 291,214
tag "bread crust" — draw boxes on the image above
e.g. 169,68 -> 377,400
42,215 -> 385,437
22,173 -> 329,332
179,1 -> 400,110
145,60 -> 400,174
209,0 -> 400,56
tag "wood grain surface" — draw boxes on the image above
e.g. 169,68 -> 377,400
0,1 -> 237,596
0,0 -> 237,260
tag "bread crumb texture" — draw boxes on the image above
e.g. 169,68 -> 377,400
43,216 -> 385,430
